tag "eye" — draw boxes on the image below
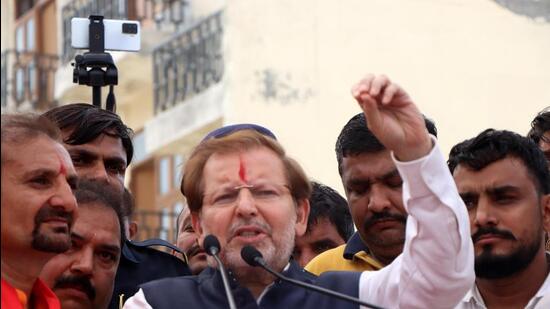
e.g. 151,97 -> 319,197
106,162 -> 126,175
255,188 -> 279,198
461,197 -> 477,210
97,251 -> 118,264
30,176 -> 52,188
213,192 -> 238,205
70,155 -> 89,166
385,176 -> 403,189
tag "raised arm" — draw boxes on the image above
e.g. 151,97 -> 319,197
352,74 -> 475,308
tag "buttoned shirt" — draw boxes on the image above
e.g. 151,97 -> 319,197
456,253 -> 550,309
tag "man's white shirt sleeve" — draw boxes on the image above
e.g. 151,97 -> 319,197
359,137 -> 475,308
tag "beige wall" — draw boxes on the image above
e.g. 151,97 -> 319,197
225,0 -> 550,193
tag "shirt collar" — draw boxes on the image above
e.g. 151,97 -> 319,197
343,232 -> 369,259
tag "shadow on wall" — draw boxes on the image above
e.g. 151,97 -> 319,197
492,0 -> 550,22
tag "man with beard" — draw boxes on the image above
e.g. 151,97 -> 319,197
1,114 -> 78,308
40,180 -> 124,309
174,205 -> 208,274
448,129 -> 550,308
42,103 -> 191,308
125,74 -> 474,308
306,109 -> 437,275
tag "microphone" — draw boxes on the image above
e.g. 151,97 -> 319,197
203,235 -> 237,309
241,245 -> 385,309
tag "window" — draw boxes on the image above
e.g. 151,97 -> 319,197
173,154 -> 184,188
158,157 -> 171,195
159,208 -> 170,240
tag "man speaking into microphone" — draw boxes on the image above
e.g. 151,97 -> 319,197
124,74 -> 474,308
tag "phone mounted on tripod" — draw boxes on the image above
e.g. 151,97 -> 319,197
71,15 -> 141,111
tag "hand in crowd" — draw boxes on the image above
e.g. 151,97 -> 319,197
351,74 -> 432,161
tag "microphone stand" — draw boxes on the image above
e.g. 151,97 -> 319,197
204,235 -> 237,309
243,246 -> 385,309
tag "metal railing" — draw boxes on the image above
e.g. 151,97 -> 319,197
61,0 -> 128,64
134,209 -> 179,242
130,0 -> 188,31
152,10 -> 224,114
1,50 -> 60,112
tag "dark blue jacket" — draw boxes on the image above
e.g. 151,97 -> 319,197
138,260 -> 361,309
109,239 -> 191,309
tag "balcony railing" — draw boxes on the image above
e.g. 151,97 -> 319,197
129,0 -> 189,31
134,209 -> 179,242
61,0 -> 128,64
152,10 -> 224,114
1,50 -> 60,112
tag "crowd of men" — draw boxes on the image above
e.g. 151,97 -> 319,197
1,74 -> 549,309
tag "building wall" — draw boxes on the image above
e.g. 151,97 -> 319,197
225,0 -> 550,193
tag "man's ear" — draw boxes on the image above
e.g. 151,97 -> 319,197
295,199 -> 310,237
542,194 -> 550,233
128,221 -> 138,240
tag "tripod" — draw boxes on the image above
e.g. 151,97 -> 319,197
72,15 -> 118,111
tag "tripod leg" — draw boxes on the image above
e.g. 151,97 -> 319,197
93,86 -> 101,107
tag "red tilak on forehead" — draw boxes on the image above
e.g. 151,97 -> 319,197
238,155 -> 247,183
57,154 -> 67,176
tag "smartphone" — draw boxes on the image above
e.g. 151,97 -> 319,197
71,17 -> 141,52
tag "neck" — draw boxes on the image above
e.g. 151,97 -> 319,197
476,250 -> 549,309
1,249 -> 50,296
233,266 -> 277,299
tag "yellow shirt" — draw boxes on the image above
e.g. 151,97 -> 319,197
305,243 -> 384,276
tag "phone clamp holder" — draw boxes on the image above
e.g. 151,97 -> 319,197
72,15 -> 118,111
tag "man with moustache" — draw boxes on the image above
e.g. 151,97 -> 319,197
40,180 -> 125,309
448,129 -> 550,308
306,110 -> 437,275
125,74 -> 474,308
43,103 -> 191,308
175,205 -> 208,274
1,114 -> 78,309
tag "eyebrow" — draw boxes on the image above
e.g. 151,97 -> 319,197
487,185 -> 520,196
347,168 -> 400,186
69,148 -> 127,167
22,168 -> 58,180
71,232 -> 121,253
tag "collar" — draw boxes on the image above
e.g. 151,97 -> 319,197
461,252 -> 550,307
343,232 -> 369,260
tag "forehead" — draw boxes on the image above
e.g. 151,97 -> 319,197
3,136 -> 75,173
453,157 -> 536,192
74,205 -> 121,244
341,150 -> 394,181
62,131 -> 126,161
202,147 -> 286,186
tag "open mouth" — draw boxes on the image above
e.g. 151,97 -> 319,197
231,226 -> 268,242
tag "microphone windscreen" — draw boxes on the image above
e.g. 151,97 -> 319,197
241,245 -> 263,266
203,234 -> 221,256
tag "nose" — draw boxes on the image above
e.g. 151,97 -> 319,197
367,184 -> 392,213
71,247 -> 94,275
89,162 -> 110,184
235,188 -> 258,218
49,179 -> 78,214
473,197 -> 498,227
